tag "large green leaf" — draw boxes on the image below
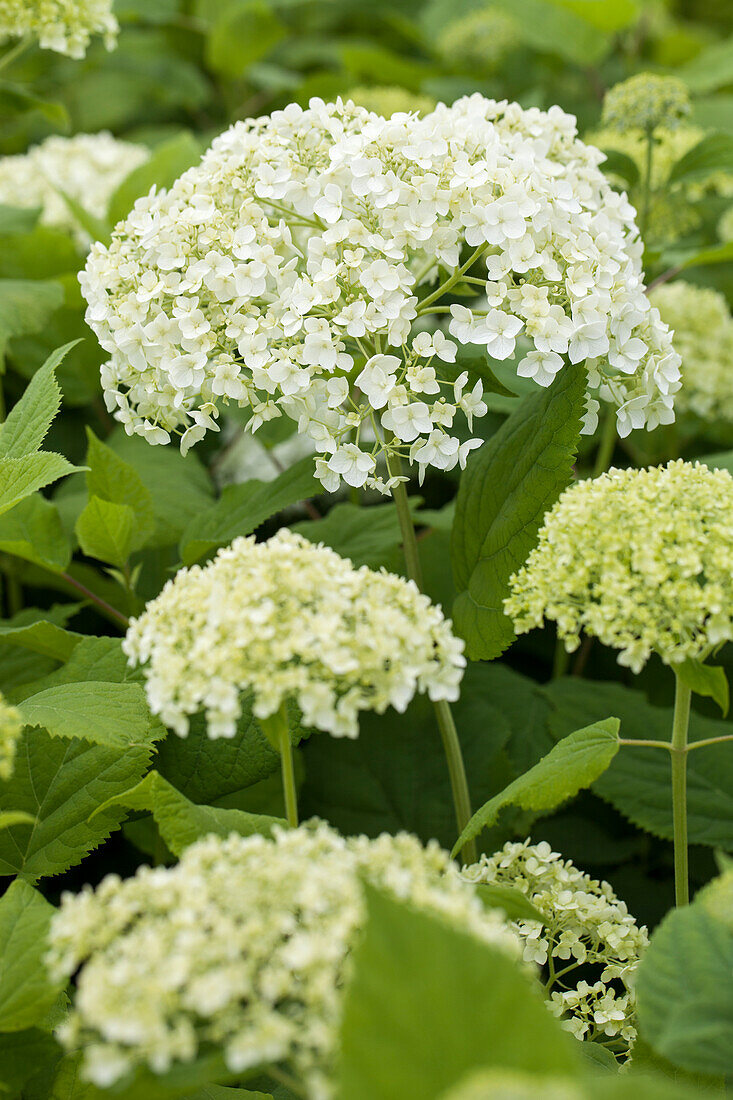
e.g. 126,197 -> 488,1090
292,500 -> 403,569
0,342 -> 77,459
0,493 -> 71,571
0,1029 -> 60,1093
85,429 -> 155,550
180,455 -> 319,565
543,679 -> 733,848
94,770 -> 283,857
0,880 -> 62,1032
206,0 -> 287,77
0,616 -> 81,663
679,37 -> 733,93
0,726 -> 153,881
0,279 -> 64,360
337,887 -> 580,1100
0,452 -> 82,518
669,132 -> 733,184
636,870 -> 733,1077
452,718 -> 620,857
18,682 -> 161,749
451,364 -> 585,660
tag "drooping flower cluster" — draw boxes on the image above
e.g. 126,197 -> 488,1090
505,460 -> 733,672
649,281 -> 733,422
80,94 -> 679,491
345,85 -> 436,118
0,693 -> 22,781
0,0 -> 117,57
464,840 -> 648,1051
48,823 -> 519,1096
123,529 -> 465,739
601,73 -> 690,133
0,132 -> 148,247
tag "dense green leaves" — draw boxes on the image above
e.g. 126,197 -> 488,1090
0,342 -> 76,458
453,718 -> 620,856
637,871 -> 733,1077
0,880 -> 63,1031
94,770 -> 284,857
76,495 -> 136,567
180,454 -> 320,564
337,887 -> 580,1100
451,364 -> 585,660
0,279 -> 64,361
84,429 -> 155,551
0,493 -> 71,571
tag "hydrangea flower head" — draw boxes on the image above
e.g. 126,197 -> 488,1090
0,133 -> 148,247
505,460 -> 733,672
650,281 -> 733,422
0,693 -> 22,781
601,73 -> 690,133
80,95 -> 679,491
48,823 -> 519,1094
464,840 -> 648,1051
123,528 -> 465,739
0,0 -> 117,57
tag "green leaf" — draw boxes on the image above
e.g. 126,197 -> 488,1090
0,1029 -> 60,1093
669,132 -> 733,184
600,148 -> 641,186
336,886 -> 580,1100
0,452 -> 82,518
675,660 -> 729,716
92,770 -> 284,857
0,616 -> 81,662
0,811 -> 36,830
85,429 -> 155,549
636,870 -> 733,1077
47,1053 -> 100,1099
0,342 -> 78,459
180,454 -> 320,565
452,718 -> 620,857
0,205 -> 40,235
107,133 -> 202,226
543,679 -> 733,848
0,493 -> 71,571
292,500 -> 403,569
677,242 -> 733,270
55,189 -> 112,246
0,279 -> 65,361
680,37 -> 733,94
0,880 -> 62,1031
206,0 -> 287,77
0,726 -> 153,882
75,495 -> 136,568
473,883 -> 548,926
451,364 -> 585,660
18,682 -> 161,749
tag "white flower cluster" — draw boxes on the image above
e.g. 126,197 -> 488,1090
48,823 -> 519,1096
649,281 -> 733,422
80,94 -> 679,491
464,840 -> 648,1052
123,529 -> 465,739
0,0 -> 117,58
0,692 -> 22,781
0,132 -> 148,247
441,1068 -> 580,1100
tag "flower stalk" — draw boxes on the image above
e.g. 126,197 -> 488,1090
670,671 -> 691,906
260,705 -> 299,828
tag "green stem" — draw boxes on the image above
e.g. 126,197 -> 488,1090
388,463 -> 476,865
687,734 -> 733,751
262,705 -> 298,827
639,127 -> 655,245
552,638 -> 570,679
418,243 -> 487,312
0,36 -> 31,75
593,409 -> 617,477
671,672 -> 691,906
59,571 -> 129,629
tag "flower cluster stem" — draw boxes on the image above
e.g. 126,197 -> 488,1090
261,706 -> 299,827
389,470 -> 476,865
670,672 -> 691,906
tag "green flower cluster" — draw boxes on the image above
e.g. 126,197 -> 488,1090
650,281 -> 733,422
505,461 -> 733,672
0,692 -> 22,781
601,73 -> 690,133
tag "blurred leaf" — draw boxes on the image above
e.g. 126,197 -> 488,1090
679,37 -> 733,94
451,363 -> 585,661
0,205 -> 40,235
676,660 -> 729,716
56,188 -> 112,246
93,770 -> 285,857
0,1029 -> 60,1093
180,454 -> 319,565
107,133 -> 202,225
637,870 -> 733,1077
18,682 -> 160,749
600,148 -> 641,185
76,495 -> 135,568
669,132 -> 733,183
292,500 -> 403,569
452,718 -> 620,856
337,886 -> 580,1100
0,279 -> 64,361
205,1 -> 287,78
0,880 -> 62,1031
0,85 -> 69,127
0,726 -> 153,882
0,494 -> 71,571
473,882 -> 548,925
